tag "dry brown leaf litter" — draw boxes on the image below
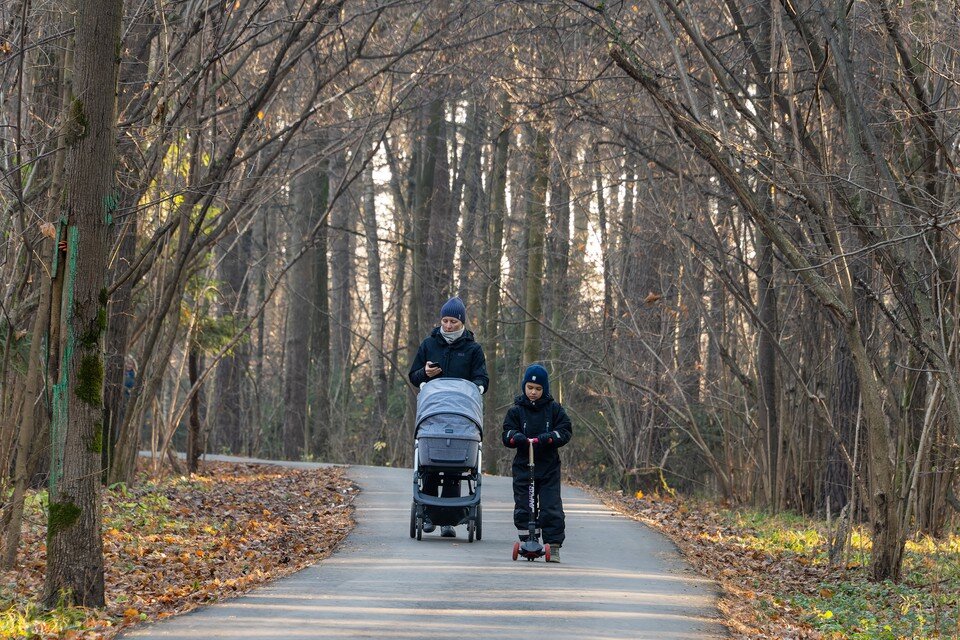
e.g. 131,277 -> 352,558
2,461 -> 356,639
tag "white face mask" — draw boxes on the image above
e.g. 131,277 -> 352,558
440,326 -> 465,343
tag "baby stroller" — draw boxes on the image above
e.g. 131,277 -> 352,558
410,378 -> 483,542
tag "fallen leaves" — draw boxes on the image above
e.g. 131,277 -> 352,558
582,485 -> 830,639
2,461 -> 356,639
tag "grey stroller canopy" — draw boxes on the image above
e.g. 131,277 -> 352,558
415,378 -> 483,439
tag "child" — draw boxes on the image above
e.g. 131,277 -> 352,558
501,363 -> 572,562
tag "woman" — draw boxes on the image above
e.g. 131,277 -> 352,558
408,296 -> 488,392
408,296 -> 489,537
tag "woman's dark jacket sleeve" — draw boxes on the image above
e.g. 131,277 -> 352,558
408,340 -> 430,388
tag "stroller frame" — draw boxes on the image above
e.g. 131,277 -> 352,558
409,379 -> 484,543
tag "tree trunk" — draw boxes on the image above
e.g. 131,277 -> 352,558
186,349 -> 203,474
2,243 -> 53,568
456,98 -> 484,310
482,98 -> 510,473
546,126 -> 571,397
1,3 -> 67,567
328,148 -> 353,446
44,0 -> 123,608
756,232 -> 779,510
413,97 -> 444,332
521,124 -> 549,366
427,107 -> 456,314
825,326 -> 858,516
593,145 -> 614,338
309,166 -> 331,459
211,229 -> 252,454
283,150 -> 320,460
103,4 -> 155,479
361,142 -> 388,445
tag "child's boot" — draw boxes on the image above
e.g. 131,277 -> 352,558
546,544 -> 561,563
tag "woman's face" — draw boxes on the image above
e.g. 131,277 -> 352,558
441,316 -> 464,332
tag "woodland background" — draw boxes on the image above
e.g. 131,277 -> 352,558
0,0 -> 958,608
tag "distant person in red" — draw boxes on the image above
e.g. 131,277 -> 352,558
408,296 -> 489,538
502,363 -> 572,562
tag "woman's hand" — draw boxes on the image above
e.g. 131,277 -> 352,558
425,361 -> 442,378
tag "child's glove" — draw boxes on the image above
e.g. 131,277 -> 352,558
535,432 -> 556,447
509,432 -> 528,448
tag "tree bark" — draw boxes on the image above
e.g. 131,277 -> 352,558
521,124 -> 549,366
211,229 -> 252,455
426,106 -> 456,315
756,232 -> 779,509
361,142 -> 388,445
482,99 -> 510,472
328,148 -> 353,443
309,165 -> 331,459
186,349 -> 203,474
103,3 -> 155,479
44,0 -> 123,608
455,98 -> 484,310
283,148 -> 321,459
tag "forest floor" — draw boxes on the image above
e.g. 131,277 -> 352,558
589,485 -> 960,639
1,460 -> 357,639
3,461 -> 958,639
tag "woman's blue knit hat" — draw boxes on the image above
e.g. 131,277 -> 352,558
522,363 -> 550,396
440,296 -> 466,323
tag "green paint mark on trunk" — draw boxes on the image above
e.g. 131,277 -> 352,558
49,226 -> 79,493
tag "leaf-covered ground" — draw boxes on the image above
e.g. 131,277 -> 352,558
1,461 -> 356,639
591,487 -> 960,639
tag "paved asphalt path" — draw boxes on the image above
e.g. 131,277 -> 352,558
124,457 -> 726,639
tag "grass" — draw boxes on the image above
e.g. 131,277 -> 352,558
0,585 -> 112,640
722,508 -> 960,638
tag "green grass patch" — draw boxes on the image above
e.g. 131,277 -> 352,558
715,505 -> 959,636
723,508 -> 827,557
792,575 -> 960,639
0,597 -> 102,639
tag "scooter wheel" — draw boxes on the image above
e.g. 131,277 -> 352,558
544,543 -> 551,562
511,541 -> 519,561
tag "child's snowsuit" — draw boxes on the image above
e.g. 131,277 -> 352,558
501,386 -> 572,546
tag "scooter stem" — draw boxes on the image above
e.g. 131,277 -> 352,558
527,438 -> 538,537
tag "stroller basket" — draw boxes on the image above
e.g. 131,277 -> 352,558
416,414 -> 480,469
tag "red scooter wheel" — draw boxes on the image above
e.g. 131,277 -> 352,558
544,543 -> 551,562
512,541 -> 519,561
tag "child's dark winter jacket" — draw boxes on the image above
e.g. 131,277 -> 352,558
408,327 -> 489,391
501,393 -> 572,477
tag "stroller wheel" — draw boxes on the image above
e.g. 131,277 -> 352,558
409,502 -> 417,539
511,541 -> 519,561
467,518 -> 475,543
475,504 -> 482,541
